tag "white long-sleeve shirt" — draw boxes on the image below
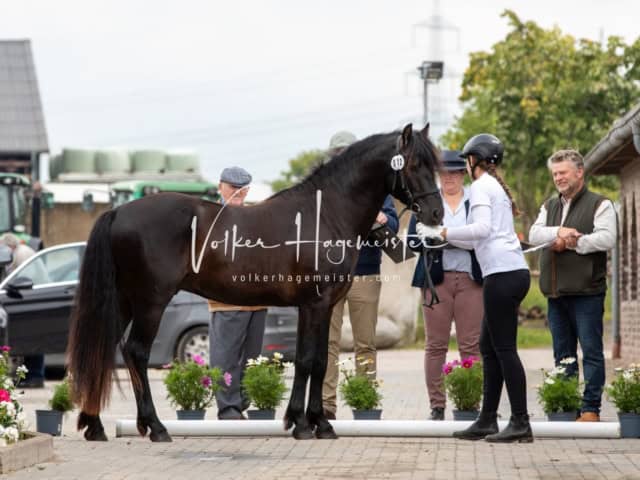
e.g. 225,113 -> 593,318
528,196 -> 617,254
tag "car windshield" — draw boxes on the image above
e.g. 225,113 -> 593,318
0,186 -> 11,232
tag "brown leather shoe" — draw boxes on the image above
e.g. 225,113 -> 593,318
576,412 -> 600,422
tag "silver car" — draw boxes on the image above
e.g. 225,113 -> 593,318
0,242 -> 298,367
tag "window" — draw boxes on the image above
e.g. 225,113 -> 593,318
631,192 -> 638,301
15,246 -> 84,287
0,187 -> 10,232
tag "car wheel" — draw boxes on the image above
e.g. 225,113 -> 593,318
175,326 -> 210,364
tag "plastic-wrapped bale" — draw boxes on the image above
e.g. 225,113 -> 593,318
48,154 -> 63,180
62,148 -> 95,174
131,150 -> 166,173
95,149 -> 130,174
166,151 -> 199,173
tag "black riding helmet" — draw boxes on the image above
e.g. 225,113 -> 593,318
459,133 -> 504,165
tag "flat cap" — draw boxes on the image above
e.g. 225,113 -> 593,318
441,150 -> 466,171
329,131 -> 357,150
220,166 -> 252,187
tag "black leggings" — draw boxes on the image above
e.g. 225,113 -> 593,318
480,269 -> 531,416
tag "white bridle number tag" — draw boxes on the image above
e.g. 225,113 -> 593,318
391,155 -> 405,171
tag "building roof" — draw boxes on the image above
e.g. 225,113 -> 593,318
0,39 -> 49,154
584,102 -> 640,175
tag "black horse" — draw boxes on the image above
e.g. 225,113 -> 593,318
67,124 -> 443,442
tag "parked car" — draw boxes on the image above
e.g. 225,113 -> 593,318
0,242 -> 297,368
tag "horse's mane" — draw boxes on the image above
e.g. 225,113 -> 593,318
269,129 -> 440,201
269,132 -> 399,200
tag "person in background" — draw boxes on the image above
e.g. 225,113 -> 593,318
322,131 -> 399,420
408,150 -> 483,421
208,167 -> 268,420
0,233 -> 42,387
416,134 -> 532,443
529,149 -> 616,422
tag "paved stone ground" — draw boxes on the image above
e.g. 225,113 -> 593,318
3,348 -> 638,480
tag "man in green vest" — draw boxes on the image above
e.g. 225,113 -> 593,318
529,149 -> 616,422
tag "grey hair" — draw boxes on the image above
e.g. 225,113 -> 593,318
547,149 -> 584,170
0,233 -> 19,249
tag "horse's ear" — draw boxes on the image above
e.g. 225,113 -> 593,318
421,123 -> 430,139
401,124 -> 413,148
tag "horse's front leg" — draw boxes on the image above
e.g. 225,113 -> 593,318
284,305 -> 316,440
306,305 -> 337,439
123,308 -> 171,442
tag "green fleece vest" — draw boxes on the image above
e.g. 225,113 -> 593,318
539,186 -> 608,298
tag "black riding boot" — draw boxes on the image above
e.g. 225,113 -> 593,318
452,411 -> 498,440
485,414 -> 533,443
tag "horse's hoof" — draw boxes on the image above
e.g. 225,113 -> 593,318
84,429 -> 108,441
150,430 -> 172,442
315,425 -> 338,440
292,425 -> 314,440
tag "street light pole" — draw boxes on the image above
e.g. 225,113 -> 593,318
417,61 -> 444,125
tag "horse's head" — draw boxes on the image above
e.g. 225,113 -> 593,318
388,123 -> 444,226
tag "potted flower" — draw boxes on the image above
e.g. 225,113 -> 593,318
241,353 -> 290,419
35,377 -> 74,436
0,345 -> 29,445
338,357 -> 382,419
163,354 -> 231,420
536,358 -> 581,421
606,363 -> 640,438
443,356 -> 482,420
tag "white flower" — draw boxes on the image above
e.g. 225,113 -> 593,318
273,352 -> 283,360
3,378 -> 13,389
16,365 -> 28,375
623,371 -> 633,381
560,357 -> 576,365
550,366 -> 566,377
246,358 -> 257,367
283,362 -> 294,369
5,427 -> 18,443
256,355 -> 268,364
1,401 -> 15,416
545,378 -> 555,385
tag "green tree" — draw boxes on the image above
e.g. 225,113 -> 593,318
442,10 -> 640,233
270,149 -> 327,192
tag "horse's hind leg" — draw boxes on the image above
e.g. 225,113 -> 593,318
122,303 -> 171,442
78,411 -> 108,441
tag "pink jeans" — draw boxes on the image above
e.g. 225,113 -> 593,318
423,271 -> 483,409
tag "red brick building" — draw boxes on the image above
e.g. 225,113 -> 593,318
585,102 -> 640,360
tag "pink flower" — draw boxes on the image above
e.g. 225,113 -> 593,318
462,358 -> 473,369
0,389 -> 10,402
192,354 -> 205,366
442,363 -> 453,375
201,376 -> 212,388
161,363 -> 172,369
223,372 -> 232,387
0,346 -> 10,352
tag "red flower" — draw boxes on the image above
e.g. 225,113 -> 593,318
0,389 -> 10,402
442,363 -> 453,375
0,346 -> 10,352
462,359 -> 473,369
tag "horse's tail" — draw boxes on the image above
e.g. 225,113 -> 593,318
67,209 -> 122,416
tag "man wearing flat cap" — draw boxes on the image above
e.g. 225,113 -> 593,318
208,166 -> 268,420
407,150 -> 483,421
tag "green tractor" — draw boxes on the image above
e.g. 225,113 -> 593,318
0,173 -> 48,251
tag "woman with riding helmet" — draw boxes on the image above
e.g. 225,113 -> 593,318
416,134 -> 532,443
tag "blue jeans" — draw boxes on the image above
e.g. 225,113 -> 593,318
547,294 -> 605,413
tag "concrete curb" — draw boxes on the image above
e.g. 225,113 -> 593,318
0,431 -> 54,474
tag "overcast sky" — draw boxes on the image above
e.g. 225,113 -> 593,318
2,0 -> 639,184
